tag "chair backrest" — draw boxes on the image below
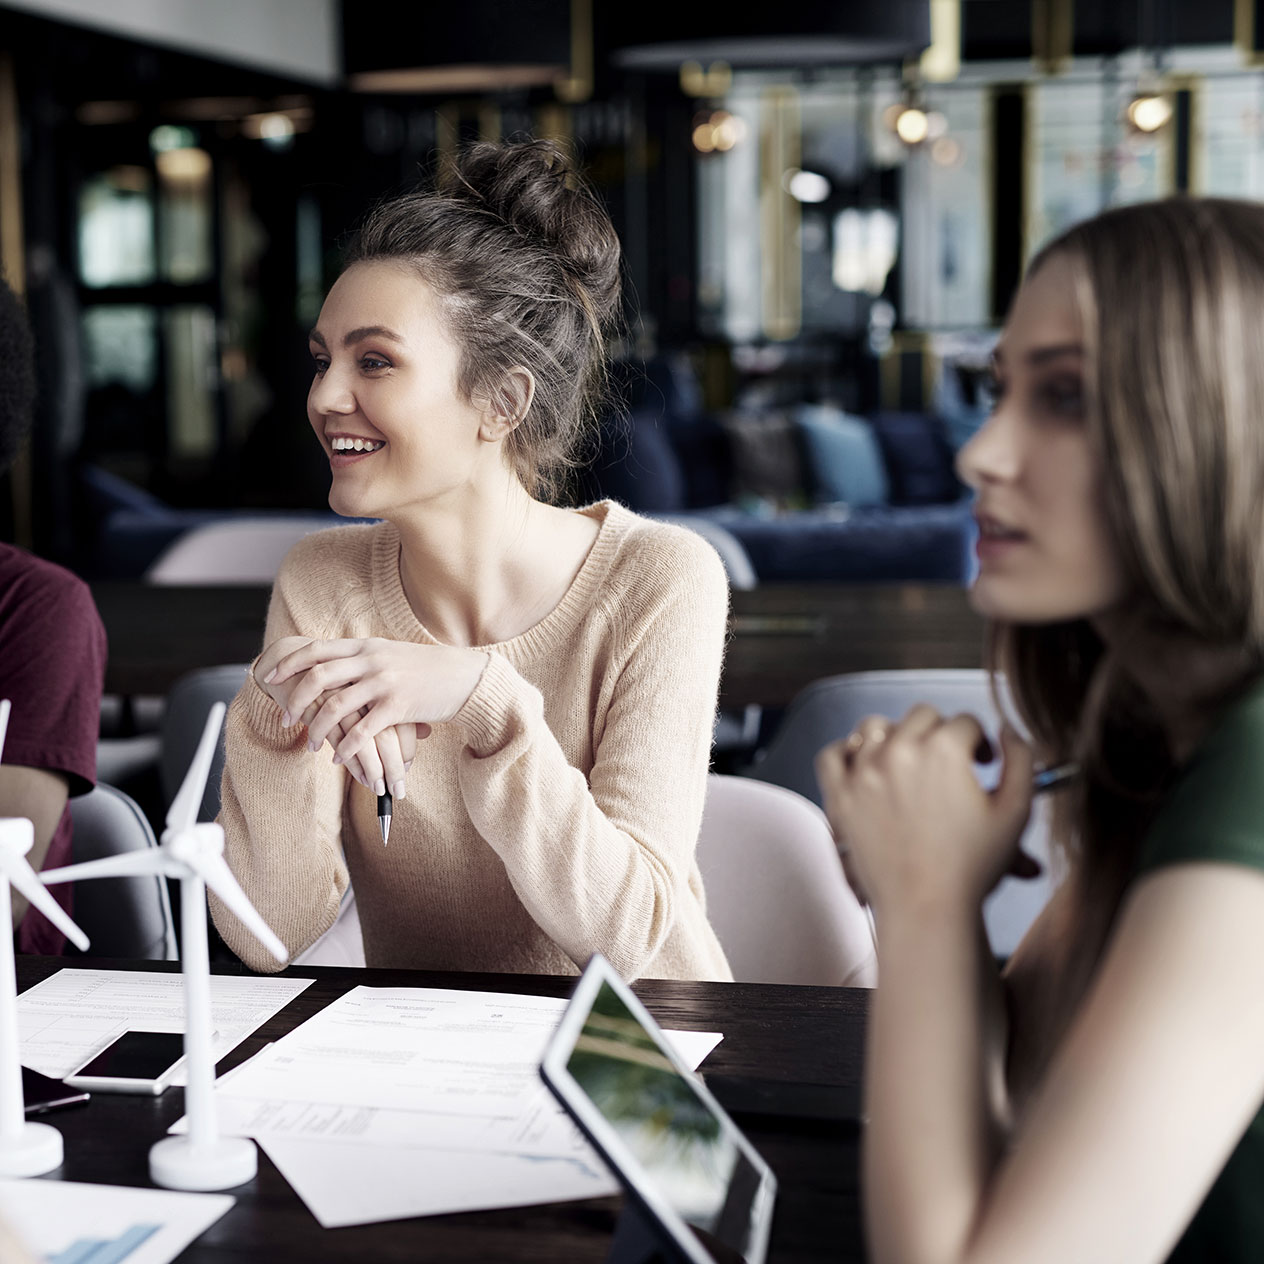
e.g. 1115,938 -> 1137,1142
146,517 -> 337,585
744,669 -> 1058,958
652,516 -> 760,750
695,774 -> 876,986
68,784 -> 177,960
650,515 -> 758,590
160,664 -> 368,968
160,665 -> 251,822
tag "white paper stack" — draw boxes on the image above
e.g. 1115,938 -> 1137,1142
175,985 -> 722,1227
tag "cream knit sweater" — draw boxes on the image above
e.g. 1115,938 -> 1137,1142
210,501 -> 733,982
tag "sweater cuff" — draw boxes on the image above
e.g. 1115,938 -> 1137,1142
240,661 -> 307,750
452,653 -> 539,757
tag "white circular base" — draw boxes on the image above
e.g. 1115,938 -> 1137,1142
149,1135 -> 257,1191
0,1121 -> 63,1176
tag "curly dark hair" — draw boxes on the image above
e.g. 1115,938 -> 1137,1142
0,274 -> 35,474
342,138 -> 623,501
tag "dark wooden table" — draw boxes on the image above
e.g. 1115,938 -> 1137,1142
92,581 -> 985,710
16,956 -> 869,1263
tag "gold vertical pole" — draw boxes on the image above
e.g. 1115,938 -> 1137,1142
1032,0 -> 1074,75
477,102 -> 502,143
535,103 -> 572,148
0,54 -> 23,294
1021,81 -> 1035,268
0,52 -> 32,550
1236,0 -> 1262,65
759,85 -> 800,341
436,101 -> 460,178
921,0 -> 961,83
557,0 -> 593,103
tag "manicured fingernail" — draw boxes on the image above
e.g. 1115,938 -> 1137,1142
307,740 -> 319,753
332,754 -> 342,766
263,668 -> 277,683
374,779 -> 386,797
404,760 -> 413,772
281,711 -> 292,727
392,780 -> 406,800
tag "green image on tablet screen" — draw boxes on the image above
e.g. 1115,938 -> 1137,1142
567,982 -> 758,1258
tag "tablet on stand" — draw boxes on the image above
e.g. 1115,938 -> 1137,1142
540,955 -> 777,1264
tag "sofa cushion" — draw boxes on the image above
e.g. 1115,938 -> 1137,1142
868,411 -> 963,505
795,405 -> 889,507
720,412 -> 808,507
581,407 -> 687,513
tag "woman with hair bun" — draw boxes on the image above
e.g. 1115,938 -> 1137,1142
818,197 -> 1264,1263
211,138 -> 731,982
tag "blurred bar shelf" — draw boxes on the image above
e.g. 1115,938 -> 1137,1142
92,582 -> 986,709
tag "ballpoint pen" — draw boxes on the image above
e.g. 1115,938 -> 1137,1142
1031,761 -> 1079,795
377,790 -> 392,846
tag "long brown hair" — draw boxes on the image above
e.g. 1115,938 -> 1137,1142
993,198 -> 1264,943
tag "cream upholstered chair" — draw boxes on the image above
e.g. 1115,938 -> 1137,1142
695,774 -> 876,986
744,669 -> 1058,959
145,516 -> 337,585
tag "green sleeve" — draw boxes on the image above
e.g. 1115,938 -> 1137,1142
1137,680 -> 1264,876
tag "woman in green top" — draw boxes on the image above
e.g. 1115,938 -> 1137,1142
817,197 -> 1264,1264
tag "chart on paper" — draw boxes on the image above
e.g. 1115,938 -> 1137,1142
0,1179 -> 233,1264
45,1222 -> 160,1263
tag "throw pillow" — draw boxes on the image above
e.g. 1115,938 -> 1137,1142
794,404 -> 890,507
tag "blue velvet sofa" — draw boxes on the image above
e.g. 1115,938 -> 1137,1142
578,357 -> 976,585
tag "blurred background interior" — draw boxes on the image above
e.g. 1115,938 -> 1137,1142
0,0 -> 1260,831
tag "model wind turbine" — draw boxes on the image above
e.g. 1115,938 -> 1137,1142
41,701 -> 288,1191
0,698 -> 92,1177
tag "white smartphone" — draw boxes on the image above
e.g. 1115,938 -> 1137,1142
64,1030 -> 187,1096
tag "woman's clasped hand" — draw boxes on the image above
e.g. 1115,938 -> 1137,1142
816,707 -> 1035,916
254,635 -> 488,797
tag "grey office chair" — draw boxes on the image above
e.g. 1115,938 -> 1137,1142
67,783 -> 178,959
160,664 -> 251,824
160,663 -> 364,967
743,669 -> 1059,959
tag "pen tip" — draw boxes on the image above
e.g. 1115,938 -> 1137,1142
380,816 -> 390,846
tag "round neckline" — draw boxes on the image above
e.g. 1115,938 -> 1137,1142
370,500 -> 629,660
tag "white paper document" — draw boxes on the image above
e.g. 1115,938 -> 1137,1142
217,986 -> 584,1113
0,1178 -> 233,1264
179,985 -> 723,1228
258,1136 -> 617,1227
17,968 -> 315,1084
218,987 -> 721,1121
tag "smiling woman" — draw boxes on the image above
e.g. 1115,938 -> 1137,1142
209,138 -> 733,984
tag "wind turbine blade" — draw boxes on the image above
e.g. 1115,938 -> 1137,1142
0,698 -> 10,765
167,702 -> 227,834
195,850 -> 288,963
7,858 -> 90,951
40,851 -> 164,885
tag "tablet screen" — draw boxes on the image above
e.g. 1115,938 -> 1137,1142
565,979 -> 768,1262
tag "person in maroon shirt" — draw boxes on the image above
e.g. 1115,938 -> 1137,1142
0,274 -> 105,953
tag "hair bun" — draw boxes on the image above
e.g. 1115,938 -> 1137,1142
451,138 -> 622,326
